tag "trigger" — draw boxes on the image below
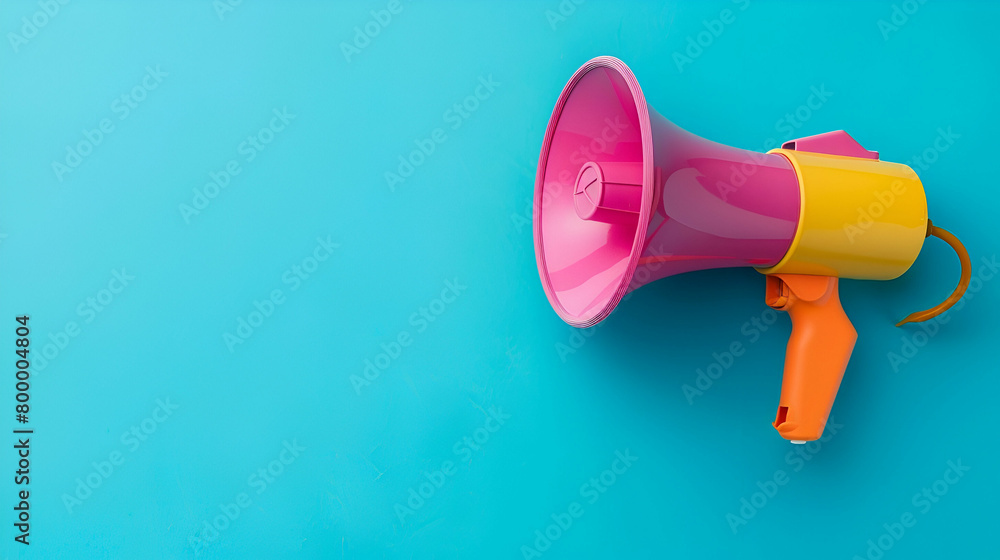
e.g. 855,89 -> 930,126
765,275 -> 790,309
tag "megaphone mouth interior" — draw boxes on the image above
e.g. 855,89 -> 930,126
534,57 -> 655,327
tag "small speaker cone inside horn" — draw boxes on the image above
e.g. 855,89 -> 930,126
573,161 -> 644,223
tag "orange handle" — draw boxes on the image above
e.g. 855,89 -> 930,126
765,274 -> 858,442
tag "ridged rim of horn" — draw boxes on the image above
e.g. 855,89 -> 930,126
533,56 -> 654,328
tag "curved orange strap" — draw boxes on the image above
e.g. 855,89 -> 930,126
896,220 -> 971,326
765,274 -> 858,442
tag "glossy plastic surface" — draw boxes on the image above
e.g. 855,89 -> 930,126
573,161 -> 643,222
781,130 -> 879,160
534,57 -> 801,326
766,274 -> 857,442
759,148 -> 927,279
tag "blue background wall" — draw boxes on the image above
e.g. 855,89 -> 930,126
1,1 -> 997,558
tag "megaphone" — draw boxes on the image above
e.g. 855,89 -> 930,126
533,56 -> 970,443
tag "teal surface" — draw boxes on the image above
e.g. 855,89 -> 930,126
1,1 -> 998,558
